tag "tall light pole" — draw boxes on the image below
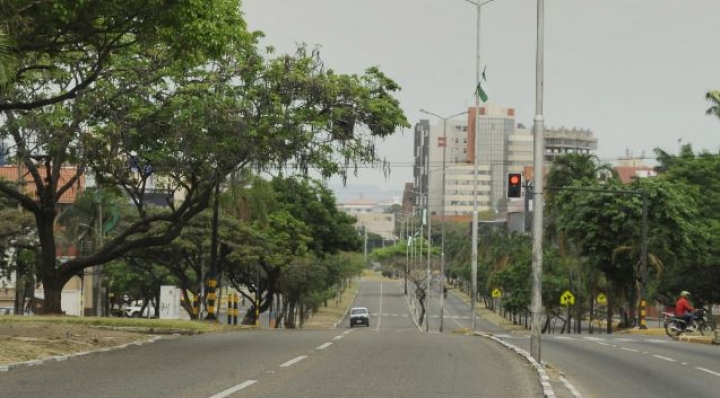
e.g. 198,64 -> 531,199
420,109 -> 468,333
463,0 -> 496,331
530,0 -> 546,362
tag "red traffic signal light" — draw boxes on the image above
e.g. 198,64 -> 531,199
508,173 -> 522,198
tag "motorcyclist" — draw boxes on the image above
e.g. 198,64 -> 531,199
442,286 -> 447,298
674,291 -> 695,330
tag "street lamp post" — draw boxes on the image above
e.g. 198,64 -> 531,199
530,0 -> 546,362
420,109 -> 468,332
463,0 -> 496,331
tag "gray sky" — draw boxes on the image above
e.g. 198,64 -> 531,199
243,0 -> 720,201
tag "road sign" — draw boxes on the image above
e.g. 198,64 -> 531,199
560,290 -> 575,306
596,293 -> 607,305
491,288 -> 502,298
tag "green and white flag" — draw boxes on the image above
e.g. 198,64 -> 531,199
475,67 -> 488,103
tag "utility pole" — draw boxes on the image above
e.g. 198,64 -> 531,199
530,0 -> 546,362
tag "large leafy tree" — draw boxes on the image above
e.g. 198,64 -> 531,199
653,145 -> 720,304
223,176 -> 364,326
0,0 -> 250,314
0,2 -> 408,314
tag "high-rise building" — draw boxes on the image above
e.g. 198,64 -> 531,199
411,105 -> 598,218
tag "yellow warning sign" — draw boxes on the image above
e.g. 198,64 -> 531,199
491,288 -> 502,298
596,293 -> 607,304
560,290 -> 575,306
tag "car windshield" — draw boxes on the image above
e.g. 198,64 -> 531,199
351,308 -> 367,315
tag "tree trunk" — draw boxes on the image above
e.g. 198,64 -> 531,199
37,210 -> 66,314
41,277 -> 64,315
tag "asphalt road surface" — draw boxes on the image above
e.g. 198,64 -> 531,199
0,278 -> 543,398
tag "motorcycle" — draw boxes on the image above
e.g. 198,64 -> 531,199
665,308 -> 713,337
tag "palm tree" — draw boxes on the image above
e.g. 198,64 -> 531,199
706,90 -> 720,119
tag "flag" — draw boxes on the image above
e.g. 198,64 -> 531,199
475,67 -> 488,103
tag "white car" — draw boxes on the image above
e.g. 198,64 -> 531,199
349,307 -> 370,327
123,304 -> 156,318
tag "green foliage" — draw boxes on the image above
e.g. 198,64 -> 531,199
0,1 -> 408,314
651,145 -> 720,303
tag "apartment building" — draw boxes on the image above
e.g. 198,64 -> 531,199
412,104 -> 598,218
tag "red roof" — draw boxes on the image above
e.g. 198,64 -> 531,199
0,165 -> 84,204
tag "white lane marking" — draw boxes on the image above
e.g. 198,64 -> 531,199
621,347 -> 639,353
342,330 -> 352,335
332,335 -> 344,340
653,355 -> 676,362
647,339 -> 670,344
208,380 -> 258,398
316,342 -> 332,350
553,336 -> 575,340
559,376 -> 585,398
280,356 -> 307,367
696,367 -> 720,377
583,337 -> 604,341
596,342 -> 610,346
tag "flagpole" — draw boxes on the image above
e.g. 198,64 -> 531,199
464,0 -> 494,332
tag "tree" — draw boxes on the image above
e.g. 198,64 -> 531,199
372,237 -> 438,326
222,176 -> 364,327
0,3 -> 408,314
652,146 -> 720,304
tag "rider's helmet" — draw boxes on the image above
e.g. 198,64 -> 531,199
680,290 -> 691,298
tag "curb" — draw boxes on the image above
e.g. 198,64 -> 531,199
476,331 -> 566,398
0,335 -> 163,373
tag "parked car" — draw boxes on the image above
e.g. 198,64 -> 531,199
349,307 -> 370,327
123,303 -> 156,318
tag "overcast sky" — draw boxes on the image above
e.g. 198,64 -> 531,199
243,0 -> 720,200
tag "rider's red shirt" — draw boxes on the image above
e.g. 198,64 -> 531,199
675,297 -> 694,316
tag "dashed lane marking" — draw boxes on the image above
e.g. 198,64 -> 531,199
316,342 -> 332,350
280,356 -> 307,367
208,380 -> 258,398
652,355 -> 676,362
696,367 -> 720,377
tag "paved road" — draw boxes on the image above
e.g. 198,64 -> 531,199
0,278 -> 543,398
413,279 -> 720,398
499,332 -> 720,398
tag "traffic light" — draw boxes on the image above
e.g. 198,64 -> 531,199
508,173 -> 522,198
